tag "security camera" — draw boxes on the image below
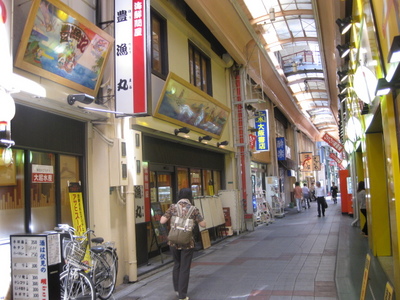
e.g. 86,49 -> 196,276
67,94 -> 95,105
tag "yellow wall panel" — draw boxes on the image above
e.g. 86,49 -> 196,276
365,133 -> 391,256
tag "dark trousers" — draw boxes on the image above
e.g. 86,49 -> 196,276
171,246 -> 194,299
360,208 -> 368,235
317,197 -> 325,216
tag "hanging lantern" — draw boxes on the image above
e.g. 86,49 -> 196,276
346,116 -> 362,142
344,139 -> 355,154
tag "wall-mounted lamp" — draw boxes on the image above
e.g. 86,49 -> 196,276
336,43 -> 351,58
388,35 -> 400,63
67,94 -> 95,105
174,127 -> 190,136
336,16 -> 352,35
338,94 -> 347,102
217,141 -> 229,148
245,104 -> 257,112
338,83 -> 349,93
375,78 -> 392,96
248,127 -> 259,133
337,70 -> 349,82
199,135 -> 212,143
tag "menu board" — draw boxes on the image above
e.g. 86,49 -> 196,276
11,235 -> 49,300
150,202 -> 168,245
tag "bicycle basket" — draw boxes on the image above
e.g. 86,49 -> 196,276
65,240 -> 90,270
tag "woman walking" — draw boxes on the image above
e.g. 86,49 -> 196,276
357,181 -> 367,236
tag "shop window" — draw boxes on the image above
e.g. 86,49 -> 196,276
151,9 -> 168,78
203,169 -> 214,196
60,155 -> 80,225
177,167 -> 189,191
0,149 -> 82,239
0,148 -> 25,240
190,169 -> 202,198
213,170 -> 221,195
30,151 -> 56,233
189,42 -> 212,95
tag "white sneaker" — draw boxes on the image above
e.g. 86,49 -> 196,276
179,297 -> 189,300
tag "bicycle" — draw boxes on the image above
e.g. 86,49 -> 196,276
57,224 -> 118,300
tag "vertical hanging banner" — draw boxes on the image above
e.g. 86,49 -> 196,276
255,110 -> 269,151
300,152 -> 313,172
68,182 -> 87,236
276,137 -> 285,160
115,0 -> 151,115
313,155 -> 321,171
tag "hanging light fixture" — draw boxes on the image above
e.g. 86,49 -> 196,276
336,16 -> 353,35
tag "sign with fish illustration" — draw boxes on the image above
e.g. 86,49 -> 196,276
15,0 -> 114,96
154,72 -> 230,139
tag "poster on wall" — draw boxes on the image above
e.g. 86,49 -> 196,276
15,0 -> 114,96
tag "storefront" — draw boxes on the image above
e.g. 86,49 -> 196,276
135,135 -> 225,265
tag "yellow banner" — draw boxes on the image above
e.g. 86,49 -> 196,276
68,182 -> 90,265
68,191 -> 87,236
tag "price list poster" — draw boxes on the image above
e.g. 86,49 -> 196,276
10,236 -> 49,300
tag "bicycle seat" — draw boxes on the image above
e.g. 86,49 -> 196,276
91,245 -> 105,254
91,237 -> 104,244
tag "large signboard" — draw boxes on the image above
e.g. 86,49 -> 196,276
115,0 -> 150,115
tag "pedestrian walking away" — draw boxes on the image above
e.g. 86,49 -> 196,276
160,188 -> 206,300
330,182 -> 338,204
302,183 -> 311,209
315,181 -> 327,217
309,182 -> 316,202
293,182 -> 303,212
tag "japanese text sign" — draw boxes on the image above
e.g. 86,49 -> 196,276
115,0 -> 150,115
255,110 -> 269,151
322,132 -> 344,153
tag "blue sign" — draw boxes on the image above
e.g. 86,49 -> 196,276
276,137 -> 285,160
255,110 -> 269,151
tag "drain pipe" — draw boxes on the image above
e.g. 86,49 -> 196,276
123,118 -> 137,281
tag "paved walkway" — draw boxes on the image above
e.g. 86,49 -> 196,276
111,198 -> 389,300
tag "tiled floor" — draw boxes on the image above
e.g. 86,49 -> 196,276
112,198 -> 390,300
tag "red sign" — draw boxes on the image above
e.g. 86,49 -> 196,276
249,134 -> 257,149
32,165 -> 54,183
329,153 -> 342,164
322,132 -> 344,153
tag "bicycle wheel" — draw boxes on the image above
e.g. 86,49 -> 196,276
60,268 -> 96,300
95,248 -> 118,300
